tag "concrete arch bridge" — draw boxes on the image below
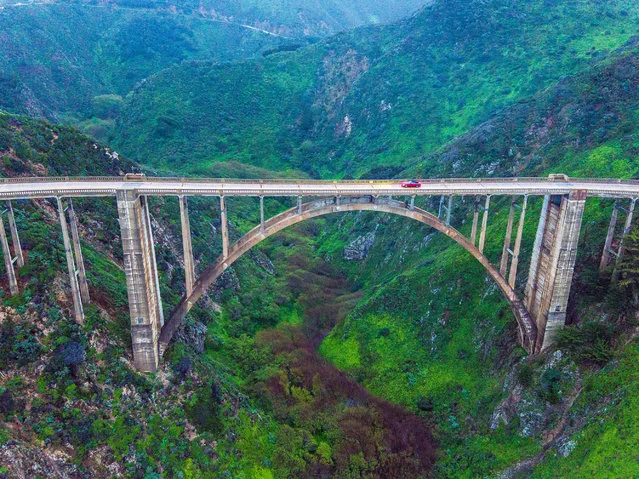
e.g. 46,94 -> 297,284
0,175 -> 635,372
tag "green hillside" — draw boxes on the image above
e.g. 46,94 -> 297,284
2,0 -> 639,477
0,3 -> 286,124
318,38 -> 639,477
0,0 -> 426,38
0,0 -> 425,129
114,0 -> 639,177
0,112 -> 440,477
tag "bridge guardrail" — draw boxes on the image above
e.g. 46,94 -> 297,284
1,175 -> 638,187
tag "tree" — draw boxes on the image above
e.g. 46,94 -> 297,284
55,341 -> 86,375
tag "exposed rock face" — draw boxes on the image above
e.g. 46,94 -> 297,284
315,49 -> 370,119
335,114 -> 352,138
211,269 -> 240,300
250,249 -> 275,275
174,320 -> 208,354
344,231 -> 376,260
0,439 -> 96,478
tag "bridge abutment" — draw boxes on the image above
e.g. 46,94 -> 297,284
525,191 -> 586,352
117,191 -> 163,373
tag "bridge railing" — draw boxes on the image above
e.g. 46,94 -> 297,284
1,175 -> 638,187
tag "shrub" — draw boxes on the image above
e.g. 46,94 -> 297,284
416,396 -> 434,412
0,389 -> 14,417
517,363 -> 534,388
540,367 -> 561,403
172,358 -> 192,379
55,341 -> 86,375
186,383 -> 224,434
556,321 -> 616,365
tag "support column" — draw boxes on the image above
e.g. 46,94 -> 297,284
471,200 -> 479,246
525,191 -> 587,352
220,196 -> 229,260
615,198 -> 636,266
446,196 -> 453,226
297,195 -> 302,214
438,196 -> 445,219
478,195 -> 491,254
179,196 -> 195,297
142,197 -> 164,327
68,200 -> 90,305
6,202 -> 23,268
0,215 -> 18,296
116,190 -> 163,372
599,201 -> 618,271
500,199 -> 516,276
508,195 -> 528,288
260,196 -> 265,233
409,196 -> 415,211
57,198 -> 84,324
525,195 -> 550,309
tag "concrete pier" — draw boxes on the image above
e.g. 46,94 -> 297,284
500,199 -> 516,276
68,200 -> 90,305
479,196 -> 491,254
179,196 -> 195,296
57,198 -> 84,324
446,196 -> 453,226
508,195 -> 528,288
0,214 -> 18,296
600,201 -> 618,271
525,195 -> 550,309
116,191 -> 163,372
260,196 -> 265,232
471,200 -> 479,246
615,198 -> 636,266
6,202 -> 23,268
525,191 -> 586,351
220,196 -> 229,260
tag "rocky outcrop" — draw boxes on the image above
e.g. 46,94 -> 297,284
174,320 -> 208,354
343,231 -> 376,260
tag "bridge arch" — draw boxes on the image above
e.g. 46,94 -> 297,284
159,197 -> 537,354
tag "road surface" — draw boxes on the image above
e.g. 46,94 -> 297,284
0,176 -> 637,200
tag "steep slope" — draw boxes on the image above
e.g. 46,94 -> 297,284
0,3 -> 285,123
0,112 -> 437,478
0,0 -> 427,38
114,0 -> 639,176
3,1 -> 639,478
319,39 -> 639,477
0,0 -> 426,126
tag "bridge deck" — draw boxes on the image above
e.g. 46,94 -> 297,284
0,177 -> 637,199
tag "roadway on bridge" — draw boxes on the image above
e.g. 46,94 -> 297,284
0,177 -> 637,199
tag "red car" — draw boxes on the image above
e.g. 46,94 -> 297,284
401,179 -> 422,188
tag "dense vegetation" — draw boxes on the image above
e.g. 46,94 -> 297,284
0,113 -> 439,477
0,0 -> 425,38
0,0 -> 423,130
1,0 -> 639,477
114,0 -> 639,177
0,2 -> 285,125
